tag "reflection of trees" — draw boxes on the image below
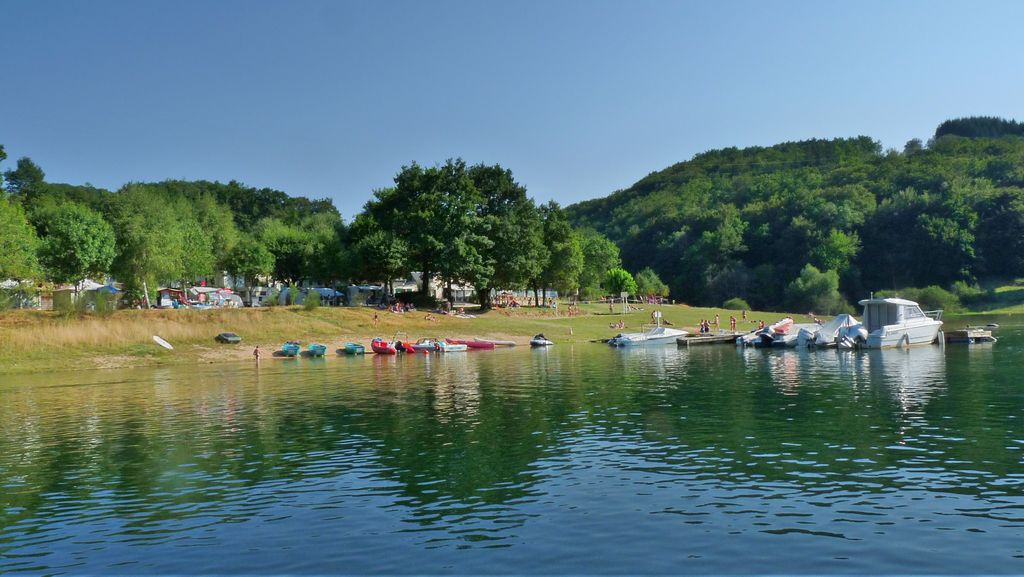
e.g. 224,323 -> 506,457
1,341 -> 1022,558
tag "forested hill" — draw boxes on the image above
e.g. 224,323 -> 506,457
566,118 -> 1024,311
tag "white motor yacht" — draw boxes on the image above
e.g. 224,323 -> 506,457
858,297 -> 943,348
608,316 -> 688,346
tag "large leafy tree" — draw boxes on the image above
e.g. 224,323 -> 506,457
106,184 -> 187,302
349,214 -> 409,293
365,159 -> 488,301
255,217 -> 313,286
577,228 -> 621,299
534,201 -> 583,303
0,195 -> 38,279
225,235 -> 275,304
468,163 -> 545,309
37,203 -> 116,284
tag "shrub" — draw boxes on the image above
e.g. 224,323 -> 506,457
303,290 -> 320,310
722,297 -> 750,310
784,265 -> 847,314
877,285 -> 960,312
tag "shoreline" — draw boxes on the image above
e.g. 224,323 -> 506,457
0,304 -> 773,376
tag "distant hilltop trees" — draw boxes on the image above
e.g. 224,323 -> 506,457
934,116 -> 1024,140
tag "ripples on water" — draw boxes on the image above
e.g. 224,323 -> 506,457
1,327 -> 1023,574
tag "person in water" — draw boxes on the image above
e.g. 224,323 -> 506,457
253,346 -> 261,361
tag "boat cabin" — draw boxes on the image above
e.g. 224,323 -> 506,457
858,297 -> 938,332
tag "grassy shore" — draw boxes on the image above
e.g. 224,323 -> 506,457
0,303 -> 787,375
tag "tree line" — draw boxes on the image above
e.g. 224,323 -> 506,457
0,147 -> 649,307
566,117 -> 1024,312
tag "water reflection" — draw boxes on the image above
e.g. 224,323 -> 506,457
1,334 -> 1023,575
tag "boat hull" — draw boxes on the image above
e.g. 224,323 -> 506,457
344,343 -> 365,355
864,320 -> 942,349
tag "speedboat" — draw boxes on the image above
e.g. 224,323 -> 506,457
608,323 -> 688,347
308,343 -> 327,357
530,334 -> 554,347
858,297 -> 943,348
343,342 -> 365,355
282,341 -> 301,357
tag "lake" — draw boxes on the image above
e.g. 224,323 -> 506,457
2,320 -> 1022,575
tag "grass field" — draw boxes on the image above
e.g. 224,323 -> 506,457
0,303 -> 788,375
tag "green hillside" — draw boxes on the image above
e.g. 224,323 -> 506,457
566,118 -> 1024,311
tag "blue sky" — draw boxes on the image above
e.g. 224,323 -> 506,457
2,0 -> 1022,218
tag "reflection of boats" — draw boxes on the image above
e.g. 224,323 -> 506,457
344,342 -> 365,355
530,334 -> 554,347
308,343 -> 327,357
608,318 -> 688,346
282,341 -> 301,357
859,297 -> 943,348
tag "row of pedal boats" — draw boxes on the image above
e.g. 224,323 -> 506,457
280,334 -> 556,357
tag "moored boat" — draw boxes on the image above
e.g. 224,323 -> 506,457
308,343 -> 327,357
858,297 -> 943,348
436,340 -> 468,352
530,334 -> 554,347
344,342 -> 365,355
608,319 -> 688,347
282,341 -> 301,357
370,337 -> 397,355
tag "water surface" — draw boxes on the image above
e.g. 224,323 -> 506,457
2,322 -> 1023,574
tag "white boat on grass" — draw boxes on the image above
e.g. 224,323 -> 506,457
858,297 -> 943,349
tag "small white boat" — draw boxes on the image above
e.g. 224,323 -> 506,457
608,321 -> 688,347
858,297 -> 943,349
530,334 -> 554,347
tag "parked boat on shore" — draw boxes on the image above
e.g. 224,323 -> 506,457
344,342 -> 365,355
282,341 -> 301,357
308,343 -> 327,357
370,337 -> 397,355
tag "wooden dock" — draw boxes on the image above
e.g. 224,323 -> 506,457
677,332 -> 743,347
945,327 -> 997,343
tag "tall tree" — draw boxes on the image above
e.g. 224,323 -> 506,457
37,203 -> 116,285
0,195 -> 38,279
535,202 -> 583,303
106,184 -> 186,303
468,163 -> 545,309
255,217 -> 313,286
225,235 -> 275,304
365,159 -> 487,302
577,228 -> 621,299
3,157 -> 45,198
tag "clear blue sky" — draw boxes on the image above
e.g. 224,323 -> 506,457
2,0 -> 1022,218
